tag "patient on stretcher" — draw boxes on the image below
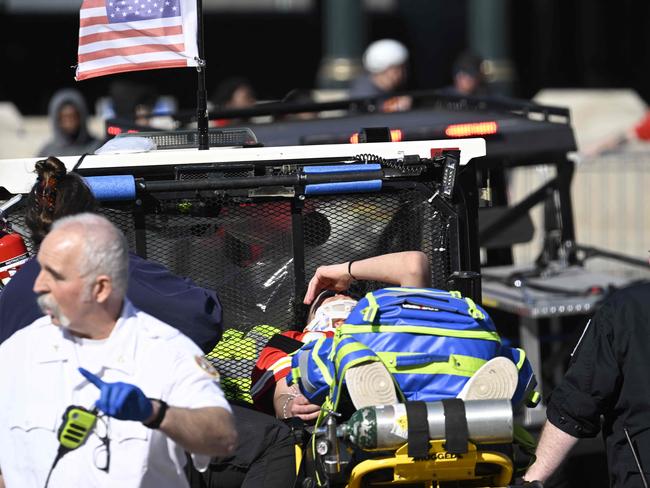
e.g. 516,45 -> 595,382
250,252 -> 537,421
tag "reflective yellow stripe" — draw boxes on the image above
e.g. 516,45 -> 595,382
376,352 -> 487,376
449,290 -> 462,298
529,390 -> 541,405
331,328 -> 345,361
312,338 -> 333,386
338,324 -> 500,342
334,341 -> 375,373
317,397 -> 334,424
327,342 -> 336,362
362,292 -> 379,322
272,356 -> 292,371
449,354 -> 487,374
515,348 -> 526,370
291,366 -> 301,380
464,296 -> 485,320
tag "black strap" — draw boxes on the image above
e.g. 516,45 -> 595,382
441,398 -> 469,454
405,401 -> 430,459
143,399 -> 168,429
267,333 -> 305,354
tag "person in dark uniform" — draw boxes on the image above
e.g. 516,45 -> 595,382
524,282 -> 650,487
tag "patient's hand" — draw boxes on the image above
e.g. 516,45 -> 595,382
288,394 -> 321,421
304,263 -> 351,304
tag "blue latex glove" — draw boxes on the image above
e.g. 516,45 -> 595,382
79,368 -> 153,422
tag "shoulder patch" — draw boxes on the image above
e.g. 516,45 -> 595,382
195,355 -> 221,381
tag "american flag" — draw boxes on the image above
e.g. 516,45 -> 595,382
76,0 -> 198,81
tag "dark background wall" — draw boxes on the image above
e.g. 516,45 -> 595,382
0,0 -> 648,115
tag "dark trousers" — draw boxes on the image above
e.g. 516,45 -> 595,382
187,404 -> 297,488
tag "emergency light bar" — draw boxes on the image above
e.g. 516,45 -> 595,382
108,127 -> 259,150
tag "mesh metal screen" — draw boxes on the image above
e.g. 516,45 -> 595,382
301,192 -> 453,303
7,186 -> 456,331
84,187 -> 454,334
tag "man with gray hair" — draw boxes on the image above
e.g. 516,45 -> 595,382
0,213 -> 237,488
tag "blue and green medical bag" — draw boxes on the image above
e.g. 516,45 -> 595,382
287,287 -> 538,409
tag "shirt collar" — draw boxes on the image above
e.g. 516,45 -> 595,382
35,300 -> 139,376
34,321 -> 72,364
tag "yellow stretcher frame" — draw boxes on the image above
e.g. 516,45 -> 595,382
346,440 -> 513,488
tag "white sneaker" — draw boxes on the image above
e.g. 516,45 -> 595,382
457,357 -> 518,401
345,361 -> 398,409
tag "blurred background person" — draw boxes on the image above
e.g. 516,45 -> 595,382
210,77 -> 257,111
349,38 -> 412,112
37,88 -> 101,157
209,77 -> 257,127
109,80 -> 160,127
436,51 -> 490,97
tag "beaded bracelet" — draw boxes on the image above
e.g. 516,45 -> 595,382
279,393 -> 298,419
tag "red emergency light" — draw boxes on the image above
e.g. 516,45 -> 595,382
106,126 -> 140,136
444,121 -> 498,138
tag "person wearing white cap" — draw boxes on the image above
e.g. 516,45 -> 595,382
349,39 -> 412,112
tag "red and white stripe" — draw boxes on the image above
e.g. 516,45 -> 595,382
76,0 -> 198,81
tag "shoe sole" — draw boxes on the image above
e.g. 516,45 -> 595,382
457,356 -> 518,401
345,361 -> 398,409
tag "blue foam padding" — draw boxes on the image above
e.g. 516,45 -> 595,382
85,175 -> 136,201
305,180 -> 382,195
303,163 -> 381,174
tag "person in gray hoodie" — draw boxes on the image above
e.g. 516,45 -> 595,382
38,88 -> 102,157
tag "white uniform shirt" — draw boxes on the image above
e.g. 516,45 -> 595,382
0,299 -> 231,488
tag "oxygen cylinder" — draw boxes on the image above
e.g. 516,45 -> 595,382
0,232 -> 29,286
342,399 -> 513,450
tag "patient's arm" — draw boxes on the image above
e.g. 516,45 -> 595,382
304,251 -> 431,304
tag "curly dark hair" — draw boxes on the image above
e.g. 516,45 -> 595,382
24,156 -> 98,246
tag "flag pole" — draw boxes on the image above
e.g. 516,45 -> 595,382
196,0 -> 209,150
